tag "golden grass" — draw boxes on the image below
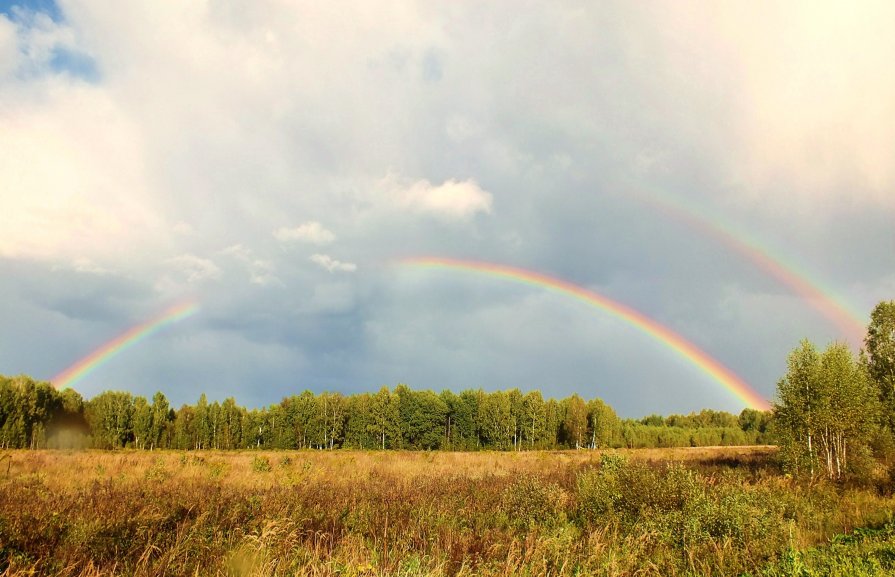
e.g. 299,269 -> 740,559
0,446 -> 888,577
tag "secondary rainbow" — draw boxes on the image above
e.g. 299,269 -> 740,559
400,257 -> 770,411
52,301 -> 200,390
633,191 -> 867,345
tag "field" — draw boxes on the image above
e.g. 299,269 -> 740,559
1,447 -> 894,576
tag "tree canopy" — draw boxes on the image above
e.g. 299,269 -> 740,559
0,375 -> 769,451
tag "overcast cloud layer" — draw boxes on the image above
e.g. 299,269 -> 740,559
1,1 -> 893,415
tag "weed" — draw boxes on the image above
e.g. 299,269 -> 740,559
252,455 -> 272,473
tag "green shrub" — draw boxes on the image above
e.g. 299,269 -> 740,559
144,458 -> 169,482
578,460 -> 702,527
251,455 -> 271,473
599,452 -> 628,473
500,473 -> 567,530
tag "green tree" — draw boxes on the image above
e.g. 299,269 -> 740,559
507,388 -> 523,451
0,377 -> 25,448
132,396 -> 151,449
86,391 -> 135,449
866,301 -> 895,428
738,408 -> 773,444
368,386 -> 400,449
544,399 -> 562,449
587,398 -> 620,449
817,342 -> 878,479
396,386 -> 448,450
319,391 -> 346,449
344,393 -> 375,449
775,340 -> 879,480
561,394 -> 588,449
219,397 -> 241,450
194,393 -> 210,449
478,391 -> 513,449
774,339 -> 821,475
172,405 -> 195,450
454,390 -> 481,449
521,391 -> 547,449
150,392 -> 170,449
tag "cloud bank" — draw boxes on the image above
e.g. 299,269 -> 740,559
0,1 -> 891,415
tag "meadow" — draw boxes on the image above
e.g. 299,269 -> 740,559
1,447 -> 894,576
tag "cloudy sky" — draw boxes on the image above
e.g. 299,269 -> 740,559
1,0 -> 892,415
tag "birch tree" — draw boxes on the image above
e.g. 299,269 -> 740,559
775,339 -> 879,480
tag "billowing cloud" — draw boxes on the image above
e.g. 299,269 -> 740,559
638,2 -> 895,210
165,254 -> 221,284
221,244 -> 279,286
0,1 -> 890,414
310,254 -> 357,273
379,174 -> 493,219
0,82 -> 162,261
0,15 -> 17,77
274,222 -> 335,245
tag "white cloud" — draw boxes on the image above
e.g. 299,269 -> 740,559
221,244 -> 253,260
50,257 -> 109,275
0,15 -> 18,77
221,244 -> 279,286
0,78 -> 162,261
310,254 -> 357,273
274,222 -> 336,245
165,254 -> 221,283
648,2 -> 895,208
70,257 -> 109,275
380,174 -> 493,219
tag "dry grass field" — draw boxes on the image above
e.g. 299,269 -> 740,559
1,447 -> 893,576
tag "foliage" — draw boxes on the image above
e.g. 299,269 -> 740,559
866,301 -> 895,428
0,377 -> 771,452
251,455 -> 272,473
775,340 -> 880,481
763,521 -> 895,577
500,474 -> 567,530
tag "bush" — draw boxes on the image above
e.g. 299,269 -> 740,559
500,473 -> 567,530
251,455 -> 271,473
577,460 -> 702,526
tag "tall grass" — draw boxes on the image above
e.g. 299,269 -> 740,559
0,448 -> 891,576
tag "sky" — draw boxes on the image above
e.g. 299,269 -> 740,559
1,0 -> 893,416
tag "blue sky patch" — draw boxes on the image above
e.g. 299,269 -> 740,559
0,0 -> 62,22
50,46 -> 99,82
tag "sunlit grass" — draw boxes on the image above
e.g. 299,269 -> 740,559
0,447 -> 891,576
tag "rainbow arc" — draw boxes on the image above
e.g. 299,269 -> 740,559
400,257 -> 770,410
632,191 -> 866,345
53,301 -> 199,390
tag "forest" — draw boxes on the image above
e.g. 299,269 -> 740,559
2,301 -> 893,464
0,376 -> 773,453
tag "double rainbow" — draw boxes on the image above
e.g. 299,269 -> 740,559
52,301 -> 199,390
400,257 -> 770,410
634,191 -> 867,345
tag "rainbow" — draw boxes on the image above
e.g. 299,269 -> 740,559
634,192 -> 867,345
399,257 -> 770,410
52,301 -> 199,390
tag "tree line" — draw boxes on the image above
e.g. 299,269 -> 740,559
775,300 -> 895,481
3,300 -> 891,473
0,378 -> 772,451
